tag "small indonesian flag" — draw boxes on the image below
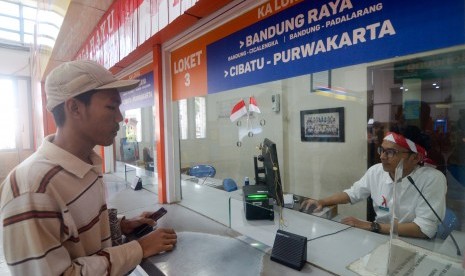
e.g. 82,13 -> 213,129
249,96 -> 261,114
230,99 -> 247,122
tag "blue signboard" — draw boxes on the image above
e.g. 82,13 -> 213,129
207,0 -> 465,94
120,72 -> 154,112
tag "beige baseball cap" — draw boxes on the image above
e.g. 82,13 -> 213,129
45,60 -> 140,111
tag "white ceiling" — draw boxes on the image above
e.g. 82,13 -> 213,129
44,0 -> 114,79
1,0 -> 237,79
0,0 -> 112,79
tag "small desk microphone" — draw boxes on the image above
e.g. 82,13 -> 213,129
407,176 -> 461,256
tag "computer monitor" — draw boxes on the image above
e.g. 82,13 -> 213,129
254,138 -> 284,207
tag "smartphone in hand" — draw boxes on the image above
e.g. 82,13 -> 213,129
132,207 -> 167,238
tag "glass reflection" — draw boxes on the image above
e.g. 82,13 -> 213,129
177,48 -> 465,267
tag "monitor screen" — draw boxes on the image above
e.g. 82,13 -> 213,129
254,138 -> 284,206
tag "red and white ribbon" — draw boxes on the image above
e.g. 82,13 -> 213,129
383,132 -> 427,160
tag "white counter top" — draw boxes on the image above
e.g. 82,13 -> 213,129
179,176 -> 465,275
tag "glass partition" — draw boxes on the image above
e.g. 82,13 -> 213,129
116,106 -> 156,168
176,46 -> 465,274
369,49 -> 465,274
115,106 -> 157,191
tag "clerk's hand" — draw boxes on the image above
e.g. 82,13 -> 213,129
120,211 -> 157,235
138,228 -> 177,258
300,199 -> 323,213
341,216 -> 370,231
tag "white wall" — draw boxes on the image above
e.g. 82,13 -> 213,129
284,66 -> 368,218
0,47 -> 30,77
180,80 -> 284,184
0,47 -> 35,183
179,64 -> 369,218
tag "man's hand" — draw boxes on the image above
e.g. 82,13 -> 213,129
341,216 -> 371,230
138,228 -> 177,258
120,212 -> 157,235
300,199 -> 323,213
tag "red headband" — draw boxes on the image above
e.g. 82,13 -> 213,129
383,132 -> 427,160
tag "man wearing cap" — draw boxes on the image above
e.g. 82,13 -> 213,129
301,126 -> 446,239
0,60 -> 177,275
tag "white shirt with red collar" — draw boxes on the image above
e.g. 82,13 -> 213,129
344,163 -> 447,238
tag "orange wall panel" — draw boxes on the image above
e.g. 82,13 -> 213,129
153,44 -> 167,203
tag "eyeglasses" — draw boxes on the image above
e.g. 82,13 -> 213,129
377,147 -> 411,158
